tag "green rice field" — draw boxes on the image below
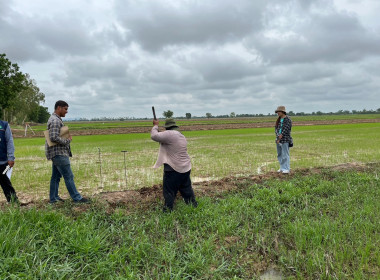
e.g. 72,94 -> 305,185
10,122 -> 380,200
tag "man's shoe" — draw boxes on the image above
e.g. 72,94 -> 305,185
74,197 -> 91,204
282,170 -> 290,174
277,169 -> 282,173
49,198 -> 65,204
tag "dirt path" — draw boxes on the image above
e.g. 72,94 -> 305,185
12,118 -> 380,138
4,162 -> 372,211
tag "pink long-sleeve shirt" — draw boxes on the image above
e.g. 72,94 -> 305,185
151,125 -> 191,173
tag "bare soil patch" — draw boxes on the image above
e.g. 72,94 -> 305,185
2,162 -> 373,210
12,118 -> 380,138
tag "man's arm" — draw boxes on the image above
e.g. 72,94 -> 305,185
151,119 -> 171,144
49,118 -> 71,145
5,124 -> 15,167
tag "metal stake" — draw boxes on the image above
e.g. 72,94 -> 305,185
97,148 -> 103,189
121,150 -> 128,188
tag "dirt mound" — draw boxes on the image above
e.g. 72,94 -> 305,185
100,184 -> 162,207
12,118 -> 380,138
3,162 -> 373,211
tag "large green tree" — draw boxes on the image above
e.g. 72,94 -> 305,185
8,74 -> 46,123
0,53 -> 26,118
36,106 -> 50,123
1,54 -> 47,123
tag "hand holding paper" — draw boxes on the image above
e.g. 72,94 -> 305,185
44,126 -> 70,147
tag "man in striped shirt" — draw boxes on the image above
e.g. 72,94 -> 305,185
151,118 -> 197,212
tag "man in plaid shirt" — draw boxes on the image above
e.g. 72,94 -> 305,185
45,100 -> 89,203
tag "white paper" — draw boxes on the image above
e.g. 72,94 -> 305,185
6,168 -> 12,179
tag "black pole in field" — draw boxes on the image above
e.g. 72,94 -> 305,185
121,150 -> 128,188
97,148 -> 103,189
152,106 -> 157,120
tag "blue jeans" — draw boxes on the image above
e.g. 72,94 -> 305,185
50,155 -> 82,202
276,142 -> 290,171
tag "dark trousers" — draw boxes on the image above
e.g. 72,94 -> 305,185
0,164 -> 18,202
163,170 -> 197,211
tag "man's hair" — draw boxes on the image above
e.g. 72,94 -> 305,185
166,126 -> 179,130
54,100 -> 69,110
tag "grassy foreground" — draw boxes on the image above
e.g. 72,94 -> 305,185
1,164 -> 379,279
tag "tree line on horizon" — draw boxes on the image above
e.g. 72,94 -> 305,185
0,53 -> 50,124
74,108 -> 380,122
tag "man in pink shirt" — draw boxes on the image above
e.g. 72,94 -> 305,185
151,118 -> 198,211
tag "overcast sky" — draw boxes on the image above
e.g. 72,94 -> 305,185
1,0 -> 380,118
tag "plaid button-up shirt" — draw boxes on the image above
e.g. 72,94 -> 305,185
45,113 -> 72,160
275,116 -> 293,144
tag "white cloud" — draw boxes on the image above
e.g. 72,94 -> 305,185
0,0 -> 379,118
114,0 -> 264,51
